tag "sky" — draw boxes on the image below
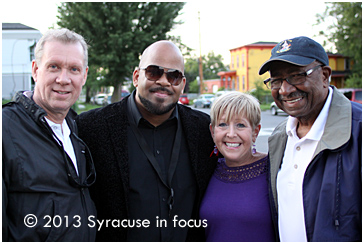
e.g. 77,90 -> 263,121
2,1 -> 331,65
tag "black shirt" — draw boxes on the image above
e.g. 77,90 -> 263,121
126,91 -> 196,241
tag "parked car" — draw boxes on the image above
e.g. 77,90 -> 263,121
91,93 -> 108,105
212,90 -> 233,104
270,102 -> 285,116
193,94 -> 215,108
338,88 -> 362,104
103,96 -> 112,106
103,90 -> 131,106
179,94 -> 189,105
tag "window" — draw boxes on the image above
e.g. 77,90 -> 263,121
237,56 -> 239,68
345,58 -> 350,70
242,54 -> 245,67
29,41 -> 37,61
231,56 -> 234,69
242,75 -> 245,91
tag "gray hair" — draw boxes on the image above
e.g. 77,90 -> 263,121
210,91 -> 261,129
34,28 -> 88,70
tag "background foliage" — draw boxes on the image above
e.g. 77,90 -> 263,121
316,2 -> 362,88
57,2 -> 186,102
184,52 -> 228,93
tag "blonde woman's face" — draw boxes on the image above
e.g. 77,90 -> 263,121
210,113 -> 260,167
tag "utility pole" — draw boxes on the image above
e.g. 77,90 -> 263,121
198,11 -> 204,94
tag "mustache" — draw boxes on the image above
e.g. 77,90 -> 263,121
279,92 -> 306,100
149,87 -> 174,95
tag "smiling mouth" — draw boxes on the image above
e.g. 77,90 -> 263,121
284,97 -> 303,104
55,91 -> 70,95
225,142 -> 241,148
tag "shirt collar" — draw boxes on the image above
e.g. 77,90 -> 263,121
45,117 -> 70,138
127,90 -> 179,127
286,86 -> 333,141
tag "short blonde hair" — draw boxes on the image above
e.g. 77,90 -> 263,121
210,91 -> 261,129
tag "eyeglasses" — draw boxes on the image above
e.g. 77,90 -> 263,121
139,65 -> 185,86
264,65 -> 324,90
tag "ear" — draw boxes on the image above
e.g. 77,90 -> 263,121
209,123 -> 215,139
82,66 -> 89,86
181,76 -> 186,92
133,68 -> 140,88
322,66 -> 332,88
253,124 -> 261,142
31,60 -> 38,82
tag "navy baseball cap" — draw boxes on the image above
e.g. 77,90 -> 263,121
259,36 -> 329,75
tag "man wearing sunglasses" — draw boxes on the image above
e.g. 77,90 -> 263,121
2,29 -> 97,241
259,36 -> 362,241
76,40 -> 217,241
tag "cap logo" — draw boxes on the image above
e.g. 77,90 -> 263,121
276,39 -> 292,53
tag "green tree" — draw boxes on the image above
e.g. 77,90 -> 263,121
188,79 -> 201,93
204,51 -> 228,80
184,51 -> 228,92
250,80 -> 272,104
316,2 -> 362,88
57,2 -> 186,101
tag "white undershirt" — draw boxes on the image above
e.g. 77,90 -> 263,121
277,87 -> 333,242
45,117 -> 79,175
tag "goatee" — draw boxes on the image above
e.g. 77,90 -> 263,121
138,93 -> 177,115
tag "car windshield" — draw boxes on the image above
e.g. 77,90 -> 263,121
355,91 -> 362,101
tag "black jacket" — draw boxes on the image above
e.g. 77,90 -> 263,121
76,95 -> 217,241
2,91 -> 97,241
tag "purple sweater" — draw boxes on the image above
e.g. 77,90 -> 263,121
200,156 -> 275,242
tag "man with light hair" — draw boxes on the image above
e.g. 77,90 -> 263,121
3,28 -> 96,241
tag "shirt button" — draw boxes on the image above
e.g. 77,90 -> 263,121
296,146 -> 301,151
294,164 -> 298,169
156,150 -> 160,154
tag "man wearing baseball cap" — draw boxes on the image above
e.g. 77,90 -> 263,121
259,36 -> 361,241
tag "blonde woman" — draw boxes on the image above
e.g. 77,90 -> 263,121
200,91 -> 276,241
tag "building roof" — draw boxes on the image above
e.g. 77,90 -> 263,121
251,41 -> 277,45
2,23 -> 37,31
217,70 -> 236,76
230,41 -> 277,51
327,52 -> 349,58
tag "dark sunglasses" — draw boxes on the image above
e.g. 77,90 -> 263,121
140,65 -> 185,86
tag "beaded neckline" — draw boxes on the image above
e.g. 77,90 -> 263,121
214,156 -> 268,183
